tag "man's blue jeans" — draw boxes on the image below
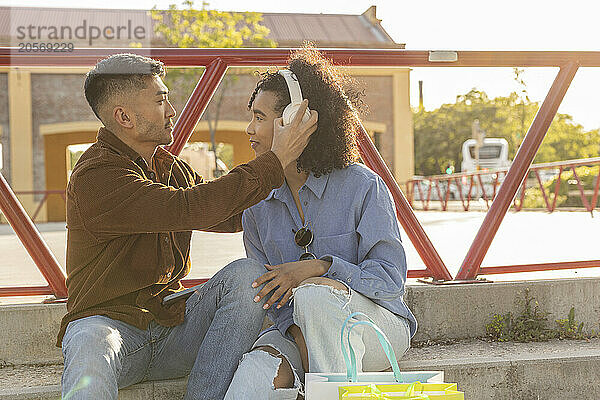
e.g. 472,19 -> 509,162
61,258 -> 267,400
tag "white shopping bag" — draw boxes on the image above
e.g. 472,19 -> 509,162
304,312 -> 444,399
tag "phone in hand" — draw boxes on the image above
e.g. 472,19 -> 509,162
162,286 -> 197,306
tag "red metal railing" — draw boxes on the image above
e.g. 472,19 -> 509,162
456,62 -> 583,280
1,48 -> 599,297
407,157 -> 600,213
0,174 -> 67,298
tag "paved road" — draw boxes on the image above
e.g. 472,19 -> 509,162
1,211 -> 598,303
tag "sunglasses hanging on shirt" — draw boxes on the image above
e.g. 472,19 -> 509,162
293,226 -> 316,261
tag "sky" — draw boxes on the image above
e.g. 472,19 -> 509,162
3,0 -> 599,132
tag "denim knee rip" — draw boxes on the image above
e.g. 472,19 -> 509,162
292,282 -> 352,310
246,347 -> 303,397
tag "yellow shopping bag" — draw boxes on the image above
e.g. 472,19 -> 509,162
339,382 -> 464,400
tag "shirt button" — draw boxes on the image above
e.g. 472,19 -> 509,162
374,291 -> 379,296
347,277 -> 352,283
304,201 -> 308,206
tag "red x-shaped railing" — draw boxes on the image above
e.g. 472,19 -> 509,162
1,48 -> 599,298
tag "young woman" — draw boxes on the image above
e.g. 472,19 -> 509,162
224,47 -> 417,399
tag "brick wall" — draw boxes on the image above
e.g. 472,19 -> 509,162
31,74 -> 96,191
28,72 -> 396,191
358,75 -> 394,169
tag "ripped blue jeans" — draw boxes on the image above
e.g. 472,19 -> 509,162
224,283 -> 411,399
61,258 -> 268,400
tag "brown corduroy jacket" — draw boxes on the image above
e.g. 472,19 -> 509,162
57,127 -> 284,346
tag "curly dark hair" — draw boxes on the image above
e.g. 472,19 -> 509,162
248,45 -> 365,177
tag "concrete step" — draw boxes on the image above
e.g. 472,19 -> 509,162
3,278 -> 600,366
2,338 -> 600,399
401,338 -> 600,399
0,363 -> 187,399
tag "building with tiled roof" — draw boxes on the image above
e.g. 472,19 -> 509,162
0,6 -> 413,222
0,6 -> 402,48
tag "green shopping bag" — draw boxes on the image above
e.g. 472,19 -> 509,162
339,381 -> 464,399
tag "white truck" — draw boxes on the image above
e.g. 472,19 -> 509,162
459,138 -> 512,199
461,138 -> 511,173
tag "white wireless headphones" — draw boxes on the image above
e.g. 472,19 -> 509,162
278,69 -> 311,126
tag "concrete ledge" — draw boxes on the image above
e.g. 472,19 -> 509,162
3,339 -> 600,399
406,277 -> 600,342
3,278 -> 600,365
0,303 -> 65,365
400,338 -> 600,399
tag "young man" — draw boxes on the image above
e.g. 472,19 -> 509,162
59,53 -> 317,400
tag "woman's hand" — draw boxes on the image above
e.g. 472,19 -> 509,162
252,259 -> 331,309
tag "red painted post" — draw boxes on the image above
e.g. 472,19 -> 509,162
4,48 -> 600,69
443,179 -> 450,211
534,170 -> 551,211
406,181 -> 414,207
551,167 -> 564,211
166,58 -> 228,156
355,122 -> 452,281
513,181 -> 526,212
455,177 -> 466,211
0,285 -> 54,297
456,62 -> 579,280
571,167 -> 592,211
465,176 -> 475,210
477,175 -> 490,209
592,168 -> 600,210
480,260 -> 600,275
0,173 -> 67,298
491,173 -> 500,199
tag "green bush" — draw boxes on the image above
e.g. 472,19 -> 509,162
486,288 -> 555,342
522,165 -> 599,209
555,307 -> 585,339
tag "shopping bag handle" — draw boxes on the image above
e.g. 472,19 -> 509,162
405,382 -> 431,399
339,383 -> 431,399
340,312 -> 403,383
347,321 -> 403,383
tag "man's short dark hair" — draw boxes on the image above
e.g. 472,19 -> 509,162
84,53 -> 165,122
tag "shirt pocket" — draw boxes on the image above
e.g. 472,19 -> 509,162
314,232 -> 358,264
262,238 -> 292,264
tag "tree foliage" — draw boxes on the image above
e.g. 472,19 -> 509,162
152,0 -> 275,49
150,1 -> 276,174
414,89 -> 600,176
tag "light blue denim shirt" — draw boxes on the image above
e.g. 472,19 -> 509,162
242,163 -> 417,338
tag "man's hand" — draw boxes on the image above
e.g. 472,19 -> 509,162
271,99 -> 318,169
251,259 -> 331,309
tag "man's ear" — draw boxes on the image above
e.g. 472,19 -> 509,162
112,106 -> 134,129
